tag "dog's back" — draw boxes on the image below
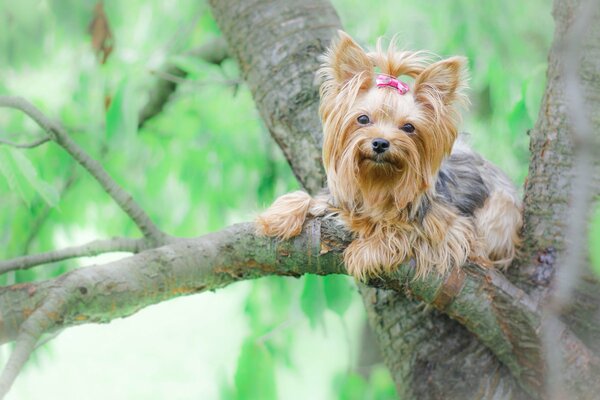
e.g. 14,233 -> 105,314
437,137 -> 522,267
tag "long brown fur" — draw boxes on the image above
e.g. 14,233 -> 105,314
256,31 -> 522,281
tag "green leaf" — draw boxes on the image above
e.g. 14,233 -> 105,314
507,98 -> 529,137
105,78 -> 138,141
335,372 -> 368,400
323,275 -> 355,317
590,201 -> 600,276
10,150 -> 59,207
524,64 -> 547,123
300,274 -> 326,329
0,148 -> 29,206
369,365 -> 398,400
234,338 -> 277,400
218,373 -> 236,400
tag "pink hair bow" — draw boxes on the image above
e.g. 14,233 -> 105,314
376,74 -> 409,94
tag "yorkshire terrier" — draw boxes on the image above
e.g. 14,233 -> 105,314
257,32 -> 522,281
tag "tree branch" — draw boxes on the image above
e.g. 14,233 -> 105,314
543,0 -> 600,398
0,237 -> 150,274
208,0 -> 337,194
1,219 -> 598,397
0,293 -> 62,398
138,37 -> 229,128
149,69 -> 240,87
0,96 -> 168,243
0,136 -> 49,149
206,1 -> 585,397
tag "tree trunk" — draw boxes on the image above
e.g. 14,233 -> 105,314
1,0 -> 597,398
207,0 -> 599,398
209,0 -> 338,194
360,285 -> 528,399
517,0 -> 600,357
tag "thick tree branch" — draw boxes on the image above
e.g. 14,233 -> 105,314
209,0 -> 338,194
1,0 -> 596,398
206,1 -> 569,397
1,219 -> 598,397
0,237 -> 150,274
360,285 -> 527,399
0,96 -> 168,243
518,0 -> 600,284
543,0 -> 600,398
550,0 -> 599,312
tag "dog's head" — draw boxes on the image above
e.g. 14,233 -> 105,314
319,31 -> 467,213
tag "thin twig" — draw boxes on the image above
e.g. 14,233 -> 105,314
0,96 -> 168,243
149,69 -> 239,87
0,136 -> 50,149
0,237 -> 150,274
138,37 -> 229,127
543,0 -> 600,399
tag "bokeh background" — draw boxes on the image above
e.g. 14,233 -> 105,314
1,0 -> 598,399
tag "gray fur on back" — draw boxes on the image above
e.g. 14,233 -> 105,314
433,135 -> 518,217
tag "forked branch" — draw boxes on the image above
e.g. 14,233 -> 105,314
0,96 -> 168,243
0,219 -> 598,398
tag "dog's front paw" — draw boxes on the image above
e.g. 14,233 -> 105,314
256,191 -> 312,240
343,236 -> 405,281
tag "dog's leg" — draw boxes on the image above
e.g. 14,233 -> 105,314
474,190 -> 522,268
256,191 -> 330,240
343,231 -> 408,281
256,191 -> 312,239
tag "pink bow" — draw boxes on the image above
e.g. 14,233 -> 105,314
376,74 -> 409,94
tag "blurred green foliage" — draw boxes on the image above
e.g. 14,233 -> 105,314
2,0 -> 594,399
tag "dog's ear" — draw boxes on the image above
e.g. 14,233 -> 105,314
414,56 -> 467,109
325,31 -> 373,86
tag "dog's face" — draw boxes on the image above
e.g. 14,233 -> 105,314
319,32 -> 467,213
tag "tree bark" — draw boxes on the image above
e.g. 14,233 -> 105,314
207,0 -> 600,398
208,0 -> 339,194
5,218 -> 574,395
360,285 -> 527,399
1,0 -> 599,398
516,0 -> 600,358
206,1 -> 538,398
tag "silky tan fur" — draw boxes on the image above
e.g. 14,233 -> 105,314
256,32 -> 522,281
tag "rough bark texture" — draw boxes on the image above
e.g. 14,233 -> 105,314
0,221 -> 341,345
2,0 -> 599,398
516,0 -> 600,360
7,218 -> 581,397
206,1 -> 535,398
206,0 -> 600,398
208,0 -> 338,194
360,286 -> 527,400
521,0 -> 600,260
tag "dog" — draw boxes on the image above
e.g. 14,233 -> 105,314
256,31 -> 522,281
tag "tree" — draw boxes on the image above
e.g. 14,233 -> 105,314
0,0 -> 599,399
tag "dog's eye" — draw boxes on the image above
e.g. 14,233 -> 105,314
400,123 -> 415,133
357,115 -> 370,125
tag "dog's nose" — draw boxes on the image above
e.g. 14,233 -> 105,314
371,138 -> 390,154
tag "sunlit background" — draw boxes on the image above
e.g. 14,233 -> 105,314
1,0 -> 598,399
